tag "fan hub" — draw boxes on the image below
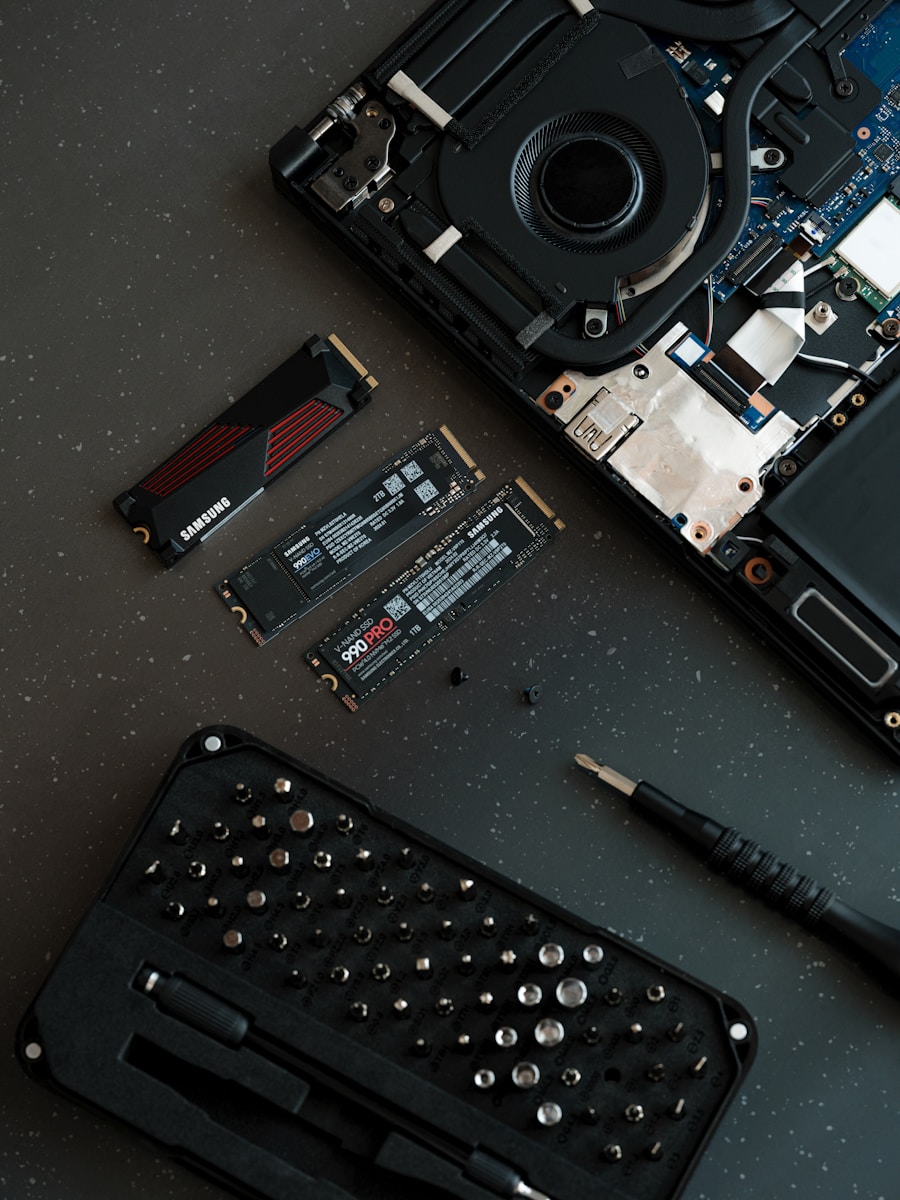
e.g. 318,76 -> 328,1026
537,135 -> 641,233
434,16 -> 709,309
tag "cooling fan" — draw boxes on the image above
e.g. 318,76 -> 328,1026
429,16 -> 710,346
271,1 -> 900,762
270,3 -> 731,375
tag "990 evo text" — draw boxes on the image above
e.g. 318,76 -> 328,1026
216,426 -> 485,645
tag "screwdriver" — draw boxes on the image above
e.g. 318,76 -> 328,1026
138,966 -> 553,1200
575,753 -> 900,997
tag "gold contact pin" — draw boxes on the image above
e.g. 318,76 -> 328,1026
514,477 -> 565,529
438,424 -> 480,472
327,333 -> 377,389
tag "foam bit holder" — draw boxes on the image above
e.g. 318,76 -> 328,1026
19,727 -> 755,1200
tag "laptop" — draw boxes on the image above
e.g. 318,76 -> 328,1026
268,0 -> 900,761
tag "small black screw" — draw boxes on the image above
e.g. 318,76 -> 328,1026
544,391 -> 564,410
764,147 -> 781,165
450,666 -> 468,686
364,155 -> 381,171
585,318 -> 604,337
833,78 -> 856,99
343,176 -> 359,192
777,457 -> 799,478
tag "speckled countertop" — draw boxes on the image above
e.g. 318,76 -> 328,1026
1,3 -> 898,1199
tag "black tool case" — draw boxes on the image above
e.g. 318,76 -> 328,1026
17,728 -> 755,1200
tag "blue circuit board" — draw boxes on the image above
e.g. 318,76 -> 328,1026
655,8 -> 900,315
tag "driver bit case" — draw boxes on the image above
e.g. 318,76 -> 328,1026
18,728 -> 755,1200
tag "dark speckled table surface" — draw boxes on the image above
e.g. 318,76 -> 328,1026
2,4 -> 898,1199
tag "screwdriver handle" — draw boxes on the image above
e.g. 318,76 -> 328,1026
817,898 -> 900,997
138,969 -> 250,1046
580,762 -> 900,1000
706,826 -> 835,926
704,825 -> 900,996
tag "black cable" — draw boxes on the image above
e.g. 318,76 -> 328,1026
797,351 -> 867,380
806,273 -> 839,302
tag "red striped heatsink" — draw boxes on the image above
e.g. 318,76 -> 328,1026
141,423 -> 254,498
264,399 -> 341,477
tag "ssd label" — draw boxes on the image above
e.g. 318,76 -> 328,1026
216,426 -> 484,645
307,478 -> 564,710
